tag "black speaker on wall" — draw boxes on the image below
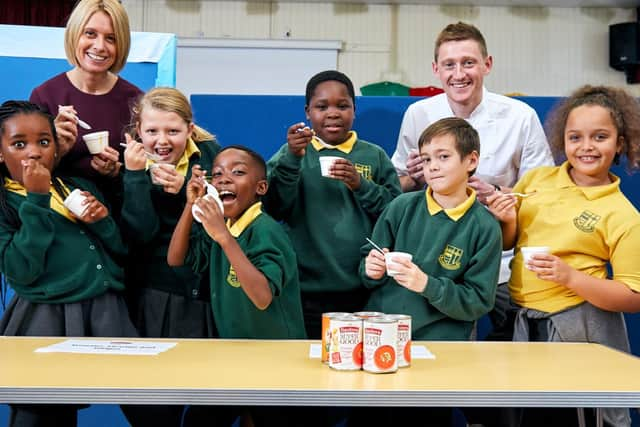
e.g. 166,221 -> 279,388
610,22 -> 640,71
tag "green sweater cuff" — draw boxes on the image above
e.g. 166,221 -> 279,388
280,150 -> 304,168
354,177 -> 373,197
26,192 -> 51,208
422,275 -> 442,300
123,168 -> 149,184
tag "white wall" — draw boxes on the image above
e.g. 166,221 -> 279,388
122,0 -> 638,96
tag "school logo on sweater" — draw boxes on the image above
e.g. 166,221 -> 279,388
438,245 -> 463,270
226,266 -> 241,288
573,210 -> 601,233
355,163 -> 372,181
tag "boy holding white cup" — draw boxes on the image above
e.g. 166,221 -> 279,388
362,117 -> 502,341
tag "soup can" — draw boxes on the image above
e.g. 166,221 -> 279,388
386,314 -> 412,367
363,316 -> 398,374
321,312 -> 351,364
353,311 -> 384,319
328,314 -> 363,371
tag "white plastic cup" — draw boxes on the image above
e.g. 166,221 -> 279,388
192,184 -> 224,223
149,163 -> 176,185
521,246 -> 550,263
82,131 -> 109,154
385,252 -> 413,276
63,188 -> 88,217
319,156 -> 342,177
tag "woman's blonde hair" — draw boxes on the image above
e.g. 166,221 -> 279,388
64,0 -> 131,74
129,87 -> 215,143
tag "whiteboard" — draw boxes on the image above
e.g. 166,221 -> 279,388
176,38 -> 341,98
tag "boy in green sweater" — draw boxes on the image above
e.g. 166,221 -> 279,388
362,117 -> 502,340
263,70 -> 401,339
168,145 -> 305,340
359,117 -> 502,426
168,145 -> 305,426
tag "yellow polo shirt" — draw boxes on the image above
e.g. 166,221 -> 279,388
510,162 -> 640,313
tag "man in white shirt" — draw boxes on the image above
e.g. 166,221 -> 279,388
393,22 -> 554,296
392,22 -> 554,427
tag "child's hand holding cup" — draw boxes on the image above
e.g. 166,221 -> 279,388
63,188 -> 88,218
521,246 -> 550,269
385,251 -> 413,276
319,156 -> 342,177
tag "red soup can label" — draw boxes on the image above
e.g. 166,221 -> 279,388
321,312 -> 351,364
328,315 -> 363,371
386,314 -> 412,367
363,316 -> 398,373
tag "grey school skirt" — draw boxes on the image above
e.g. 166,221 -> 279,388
0,290 -> 138,338
132,287 -> 216,338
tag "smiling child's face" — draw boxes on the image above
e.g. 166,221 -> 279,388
137,107 -> 193,165
305,80 -> 354,146
0,113 -> 57,185
210,148 -> 267,221
564,104 -> 621,187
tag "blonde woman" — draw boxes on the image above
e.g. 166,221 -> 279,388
30,0 -> 142,208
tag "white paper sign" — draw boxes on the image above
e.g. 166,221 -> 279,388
309,343 -> 435,360
35,339 -> 177,356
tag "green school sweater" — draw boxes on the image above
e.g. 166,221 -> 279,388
264,138 -> 401,293
121,140 -> 220,299
0,178 -> 126,303
360,190 -> 502,340
185,208 -> 306,339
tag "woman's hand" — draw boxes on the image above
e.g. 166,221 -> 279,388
55,105 -> 79,158
91,146 -> 120,177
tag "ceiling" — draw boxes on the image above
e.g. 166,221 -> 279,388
299,0 -> 639,6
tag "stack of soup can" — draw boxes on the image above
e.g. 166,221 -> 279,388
321,311 -> 412,373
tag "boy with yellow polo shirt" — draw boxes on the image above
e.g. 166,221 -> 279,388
263,70 -> 401,340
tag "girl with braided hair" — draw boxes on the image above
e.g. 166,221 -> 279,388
0,100 -> 136,427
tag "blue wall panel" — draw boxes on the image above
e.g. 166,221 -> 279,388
0,57 -> 158,102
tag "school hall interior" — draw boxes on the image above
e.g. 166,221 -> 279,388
1,0 -> 640,425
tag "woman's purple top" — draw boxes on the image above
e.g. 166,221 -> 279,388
30,72 -> 142,180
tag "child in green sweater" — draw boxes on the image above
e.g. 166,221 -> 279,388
263,70 -> 401,339
120,87 -> 221,427
360,116 -> 502,426
121,87 -> 220,341
363,116 -> 502,338
168,145 -> 305,427
0,101 -> 137,426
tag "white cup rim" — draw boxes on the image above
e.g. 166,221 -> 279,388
521,246 -> 550,252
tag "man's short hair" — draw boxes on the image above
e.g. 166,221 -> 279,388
434,22 -> 488,61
